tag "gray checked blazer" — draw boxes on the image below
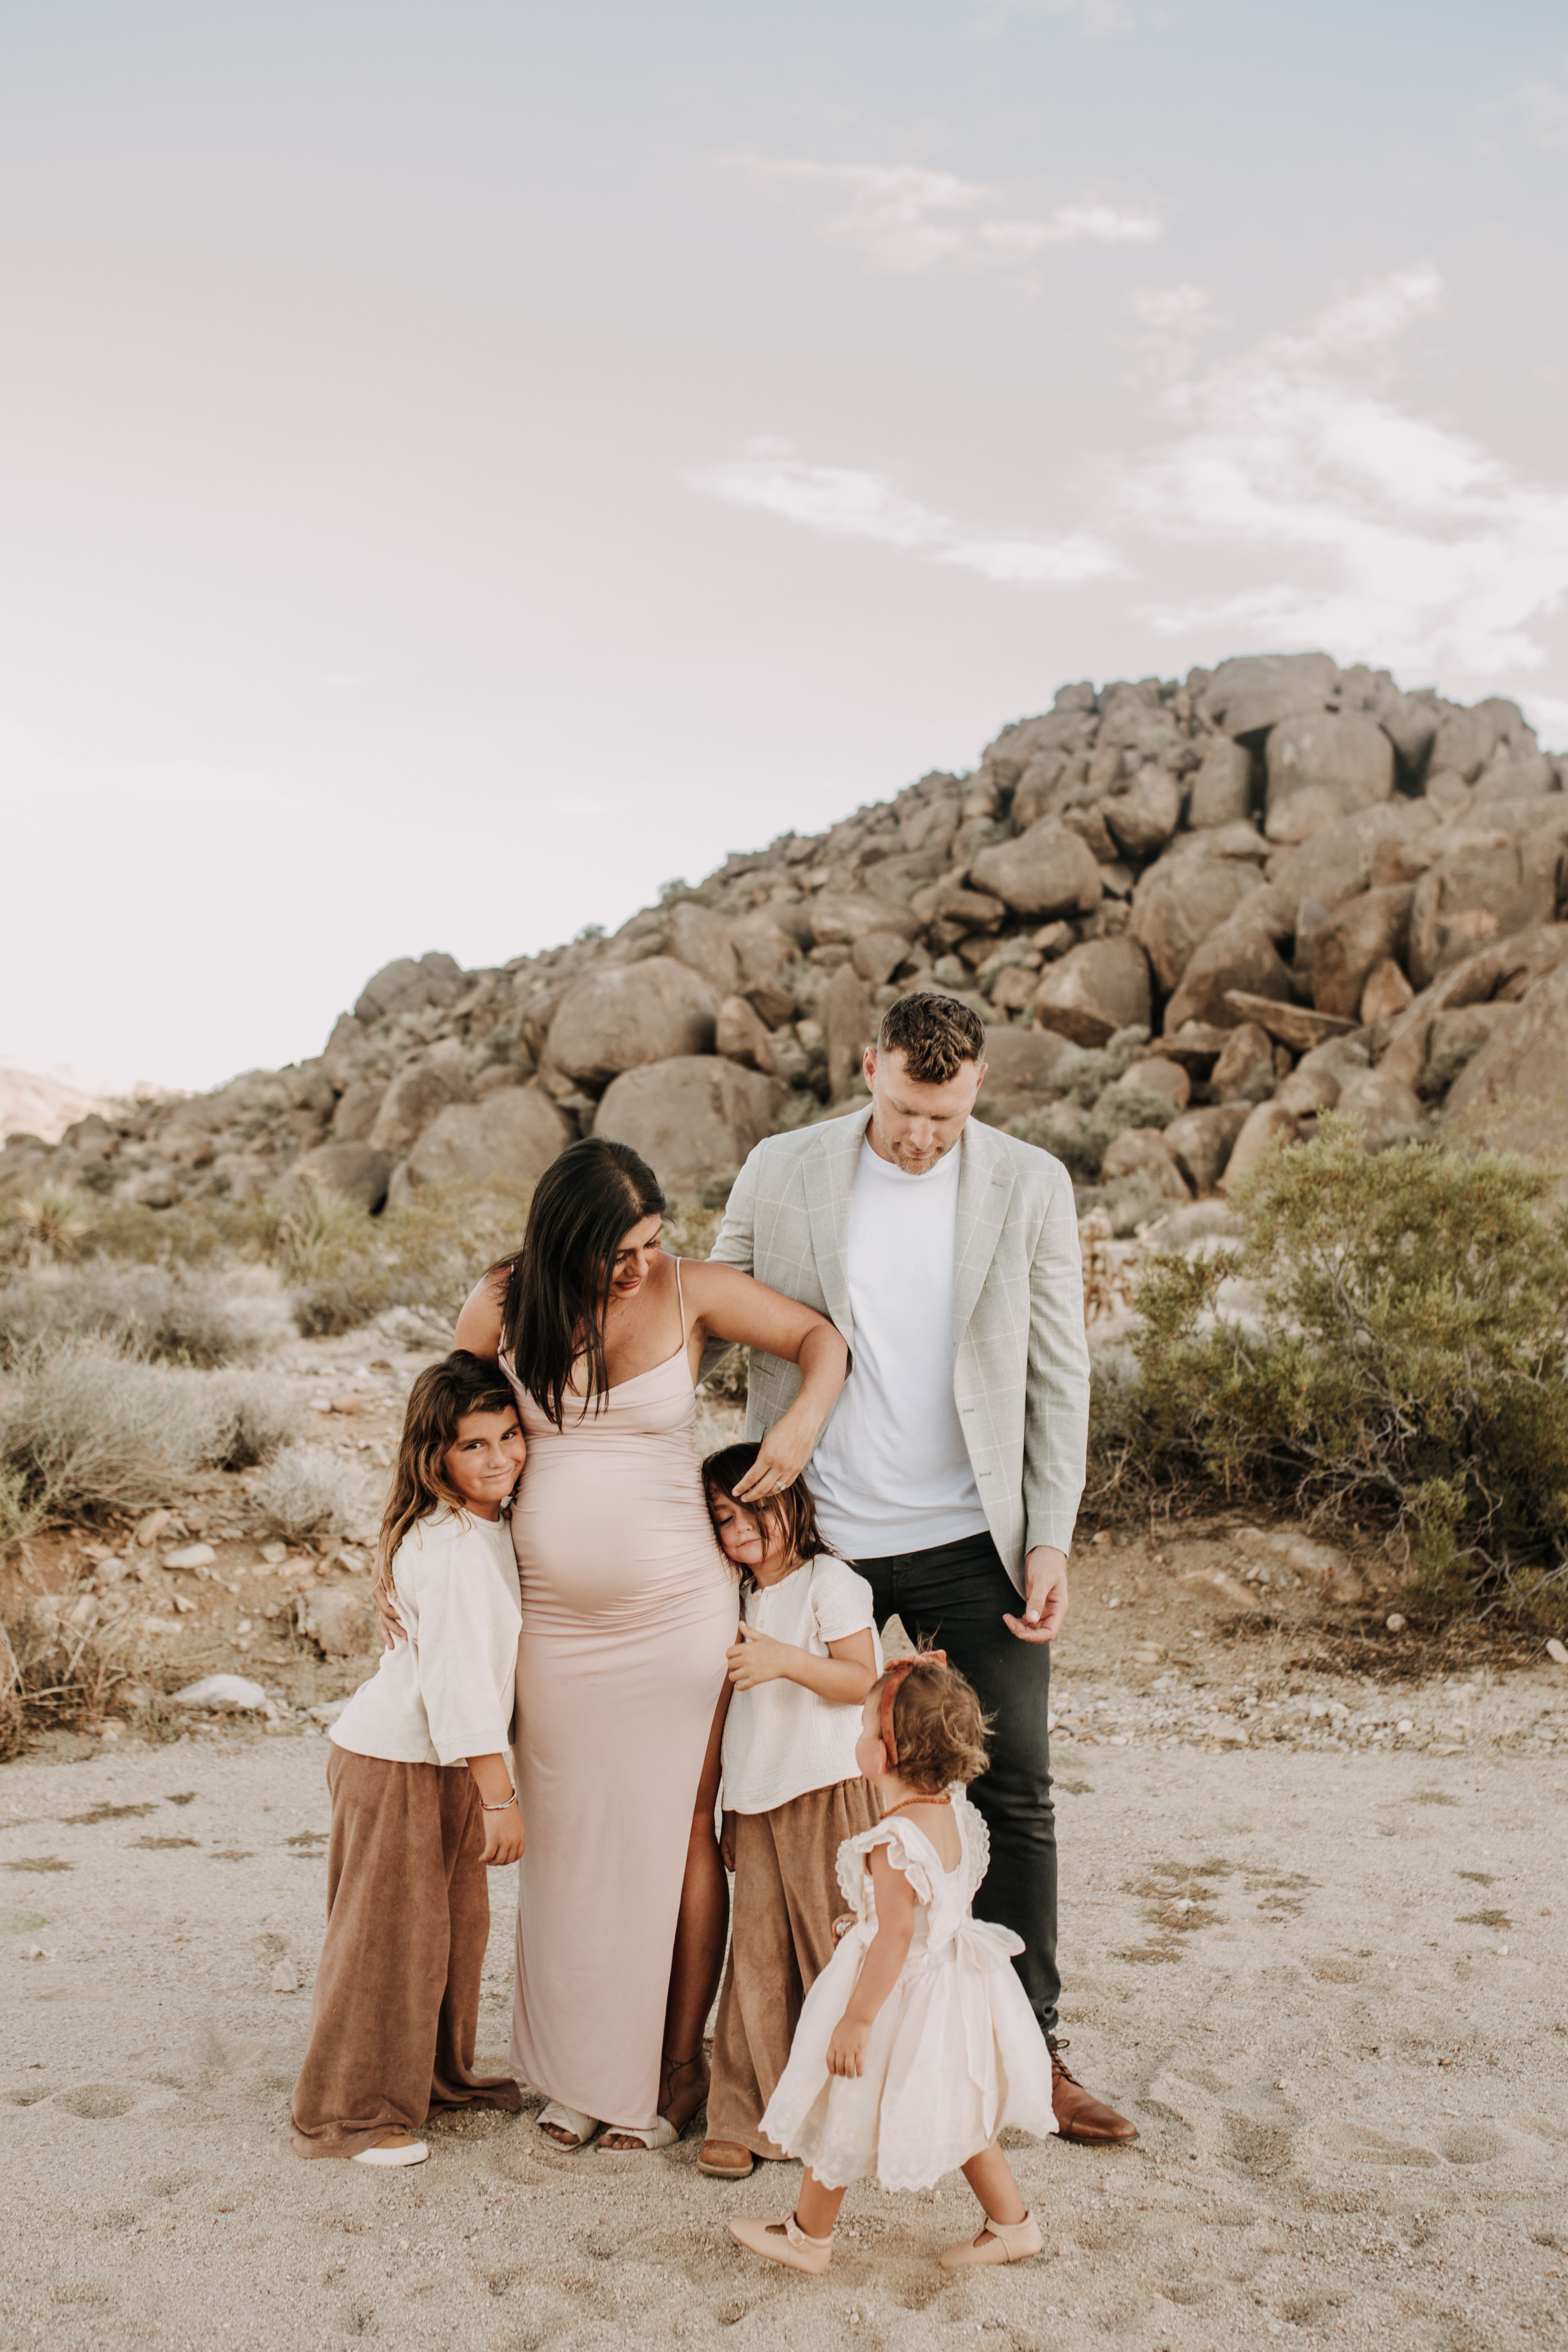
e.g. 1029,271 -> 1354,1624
705,1105 -> 1090,1589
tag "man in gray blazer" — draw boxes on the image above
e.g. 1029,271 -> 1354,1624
706,990 -> 1135,2146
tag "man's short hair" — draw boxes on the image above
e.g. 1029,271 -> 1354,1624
875,991 -> 987,1084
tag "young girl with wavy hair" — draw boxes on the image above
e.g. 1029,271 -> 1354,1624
696,1442 -> 882,2182
730,1653 -> 1058,2273
289,1352 -> 528,2168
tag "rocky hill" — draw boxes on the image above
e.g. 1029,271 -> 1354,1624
0,1062 -> 125,1149
7,648 -> 1567,1224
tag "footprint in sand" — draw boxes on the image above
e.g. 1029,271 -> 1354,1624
21,2080 -> 178,2121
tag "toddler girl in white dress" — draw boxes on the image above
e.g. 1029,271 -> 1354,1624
730,1653 -> 1057,2275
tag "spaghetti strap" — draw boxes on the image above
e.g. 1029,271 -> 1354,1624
673,1255 -> 686,1353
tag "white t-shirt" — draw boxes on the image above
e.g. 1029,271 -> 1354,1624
806,1136 -> 989,1561
331,1507 -> 521,1770
720,1555 -> 883,1815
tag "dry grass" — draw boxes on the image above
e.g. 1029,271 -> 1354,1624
251,1442 -> 375,1543
0,1260 -> 292,1367
0,1592 -> 149,1760
0,1339 -> 302,1531
0,1340 -> 227,1527
204,1369 -> 307,1468
282,1178 -> 536,1336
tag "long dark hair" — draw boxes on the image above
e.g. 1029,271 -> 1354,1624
499,1137 -> 666,1427
701,1441 -> 839,1587
375,1351 -> 520,1596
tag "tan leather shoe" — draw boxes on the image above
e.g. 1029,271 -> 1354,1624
1050,2041 -> 1139,2144
940,2211 -> 1042,2270
729,2213 -> 834,2274
699,2138 -> 755,2178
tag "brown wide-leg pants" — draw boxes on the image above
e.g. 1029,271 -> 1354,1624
707,1777 -> 880,2159
290,1748 -> 522,2158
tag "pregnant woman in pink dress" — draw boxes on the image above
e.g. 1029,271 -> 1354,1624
453,1137 -> 847,2152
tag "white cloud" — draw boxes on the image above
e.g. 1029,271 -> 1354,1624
715,155 -> 1160,277
1125,268 -> 1568,677
688,442 -> 1124,587
689,270 -> 1568,690
1516,75 -> 1568,150
979,0 -> 1130,33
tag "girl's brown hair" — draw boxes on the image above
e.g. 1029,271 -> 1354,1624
701,1442 -> 837,1584
374,1351 -> 520,1594
872,1654 -> 991,1793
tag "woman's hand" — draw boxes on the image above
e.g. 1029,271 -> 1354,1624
479,1800 -> 525,1868
827,2016 -> 870,2078
731,1408 -> 819,1502
725,1623 -> 795,1690
373,1583 -> 406,1651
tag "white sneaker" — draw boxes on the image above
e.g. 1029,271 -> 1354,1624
352,2130 -> 429,2167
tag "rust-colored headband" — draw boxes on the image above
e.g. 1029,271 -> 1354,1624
879,1652 -> 947,1769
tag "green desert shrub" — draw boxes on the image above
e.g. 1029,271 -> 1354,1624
1112,1116 -> 1568,1614
1010,1076 -> 1175,1183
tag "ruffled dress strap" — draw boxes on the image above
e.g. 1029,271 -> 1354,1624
835,1817 -> 937,1916
952,1787 -> 991,1904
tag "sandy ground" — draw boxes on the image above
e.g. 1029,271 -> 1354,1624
3,1718 -> 1565,2352
6,1323 -> 1568,2346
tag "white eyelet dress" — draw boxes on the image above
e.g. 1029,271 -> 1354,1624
758,1790 -> 1058,2191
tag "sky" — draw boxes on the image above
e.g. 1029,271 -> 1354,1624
2,0 -> 1567,1092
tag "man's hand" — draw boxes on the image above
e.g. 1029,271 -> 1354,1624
719,1811 -> 737,1872
1003,1545 -> 1069,1645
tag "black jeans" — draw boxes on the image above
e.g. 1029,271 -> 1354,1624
852,1530 -> 1058,2042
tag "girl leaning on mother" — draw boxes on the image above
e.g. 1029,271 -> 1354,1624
447,1136 -> 848,2153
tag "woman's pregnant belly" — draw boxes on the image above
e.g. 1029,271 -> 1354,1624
512,1434 -> 735,1635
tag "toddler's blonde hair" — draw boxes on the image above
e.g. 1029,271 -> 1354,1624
872,1655 -> 990,1793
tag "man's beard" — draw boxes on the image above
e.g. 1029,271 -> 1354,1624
889,1138 -> 947,1173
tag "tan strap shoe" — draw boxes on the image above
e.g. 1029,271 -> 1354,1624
940,2211 -> 1042,2269
729,2212 -> 834,2274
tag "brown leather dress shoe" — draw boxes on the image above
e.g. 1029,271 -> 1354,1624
1049,2040 -> 1139,2144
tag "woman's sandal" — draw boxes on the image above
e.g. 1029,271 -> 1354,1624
597,2116 -> 679,2152
730,2213 -> 834,2274
939,2211 -> 1042,2270
537,2101 -> 600,2150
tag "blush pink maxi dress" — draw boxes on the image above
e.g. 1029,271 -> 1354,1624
501,1264 -> 736,2135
